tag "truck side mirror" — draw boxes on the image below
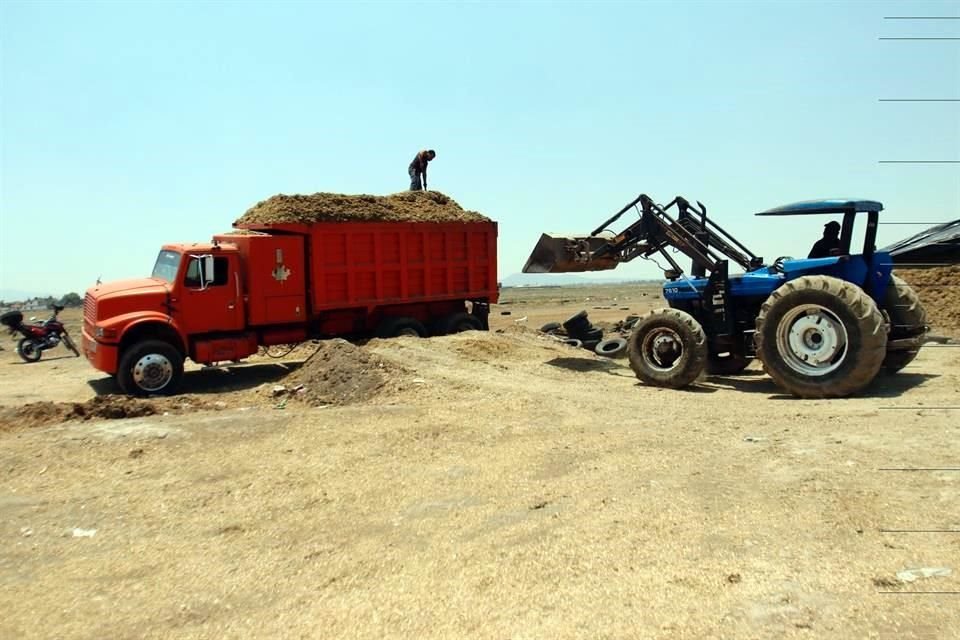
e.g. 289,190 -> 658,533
203,255 -> 215,289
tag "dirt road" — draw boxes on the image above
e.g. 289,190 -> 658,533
1,289 -> 958,639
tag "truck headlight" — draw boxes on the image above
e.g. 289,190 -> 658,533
95,326 -> 117,339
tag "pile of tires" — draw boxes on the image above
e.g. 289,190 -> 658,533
537,311 -> 629,359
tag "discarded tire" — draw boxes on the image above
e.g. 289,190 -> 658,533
539,322 -> 562,334
562,310 -> 591,335
562,338 -> 583,348
627,308 -> 707,388
582,339 -> 600,351
595,337 -> 628,358
755,275 -> 887,398
579,327 -> 604,342
882,273 -> 927,373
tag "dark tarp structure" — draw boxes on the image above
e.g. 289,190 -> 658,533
882,220 -> 960,266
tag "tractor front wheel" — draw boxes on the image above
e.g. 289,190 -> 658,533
755,275 -> 887,398
627,308 -> 707,389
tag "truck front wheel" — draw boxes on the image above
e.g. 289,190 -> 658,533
117,340 -> 184,396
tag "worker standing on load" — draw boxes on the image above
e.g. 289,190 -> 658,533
808,220 -> 842,258
408,149 -> 436,191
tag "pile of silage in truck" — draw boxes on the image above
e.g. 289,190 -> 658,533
235,190 -> 491,225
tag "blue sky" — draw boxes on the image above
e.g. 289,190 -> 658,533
1,0 -> 958,298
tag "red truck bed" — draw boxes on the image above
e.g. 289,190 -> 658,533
219,220 -> 498,334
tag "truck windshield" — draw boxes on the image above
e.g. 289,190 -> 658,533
151,250 -> 181,283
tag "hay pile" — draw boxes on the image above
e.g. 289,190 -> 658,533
235,191 -> 490,226
287,339 -> 407,406
897,266 -> 960,337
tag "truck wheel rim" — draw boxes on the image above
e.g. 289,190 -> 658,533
776,304 -> 847,376
133,354 -> 173,391
641,328 -> 683,371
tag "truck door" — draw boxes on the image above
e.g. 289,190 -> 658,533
178,253 -> 245,334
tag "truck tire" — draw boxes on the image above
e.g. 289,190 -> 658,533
707,352 -> 752,375
117,340 -> 184,396
595,337 -> 628,358
755,275 -> 887,398
882,273 -> 927,373
627,308 -> 707,389
539,322 -> 562,334
442,312 -> 483,334
376,317 -> 428,339
562,338 -> 583,348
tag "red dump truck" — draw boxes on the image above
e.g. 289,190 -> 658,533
82,193 -> 498,395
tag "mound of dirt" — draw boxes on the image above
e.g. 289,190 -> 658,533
235,190 -> 491,226
896,266 -> 960,337
287,339 -> 407,406
0,395 -> 213,431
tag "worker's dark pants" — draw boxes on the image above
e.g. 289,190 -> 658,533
409,170 -> 423,191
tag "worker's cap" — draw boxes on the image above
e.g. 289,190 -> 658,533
824,221 -> 841,231
427,149 -> 436,158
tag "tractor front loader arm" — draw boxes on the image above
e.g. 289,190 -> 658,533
523,193 -> 759,276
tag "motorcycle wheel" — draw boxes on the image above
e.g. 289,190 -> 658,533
17,338 -> 43,363
62,332 -> 80,357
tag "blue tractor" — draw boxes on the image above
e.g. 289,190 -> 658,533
522,194 -> 928,398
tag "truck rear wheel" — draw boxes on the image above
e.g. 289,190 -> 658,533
882,273 -> 927,373
442,312 -> 483,334
755,275 -> 887,398
627,308 -> 707,389
117,340 -> 184,396
376,317 -> 427,339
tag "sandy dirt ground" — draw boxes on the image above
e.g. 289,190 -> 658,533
1,284 -> 958,640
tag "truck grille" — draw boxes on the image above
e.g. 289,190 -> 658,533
83,293 -> 96,335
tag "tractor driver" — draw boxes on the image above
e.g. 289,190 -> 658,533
808,220 -> 841,259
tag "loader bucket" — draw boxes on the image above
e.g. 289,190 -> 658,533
522,232 -> 619,273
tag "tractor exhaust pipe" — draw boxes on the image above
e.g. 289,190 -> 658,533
522,232 -> 619,274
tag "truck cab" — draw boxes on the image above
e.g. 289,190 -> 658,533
82,241 -> 257,395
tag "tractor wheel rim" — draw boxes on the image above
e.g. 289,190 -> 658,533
776,304 -> 848,376
641,328 -> 683,371
133,353 -> 173,391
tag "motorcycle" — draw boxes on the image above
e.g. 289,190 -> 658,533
0,305 -> 80,363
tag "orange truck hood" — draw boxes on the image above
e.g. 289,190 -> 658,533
87,277 -> 169,300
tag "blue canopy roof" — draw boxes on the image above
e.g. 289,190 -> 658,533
756,199 -> 883,216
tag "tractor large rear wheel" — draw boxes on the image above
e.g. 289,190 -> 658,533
627,308 -> 707,389
755,275 -> 887,398
882,273 -> 927,373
